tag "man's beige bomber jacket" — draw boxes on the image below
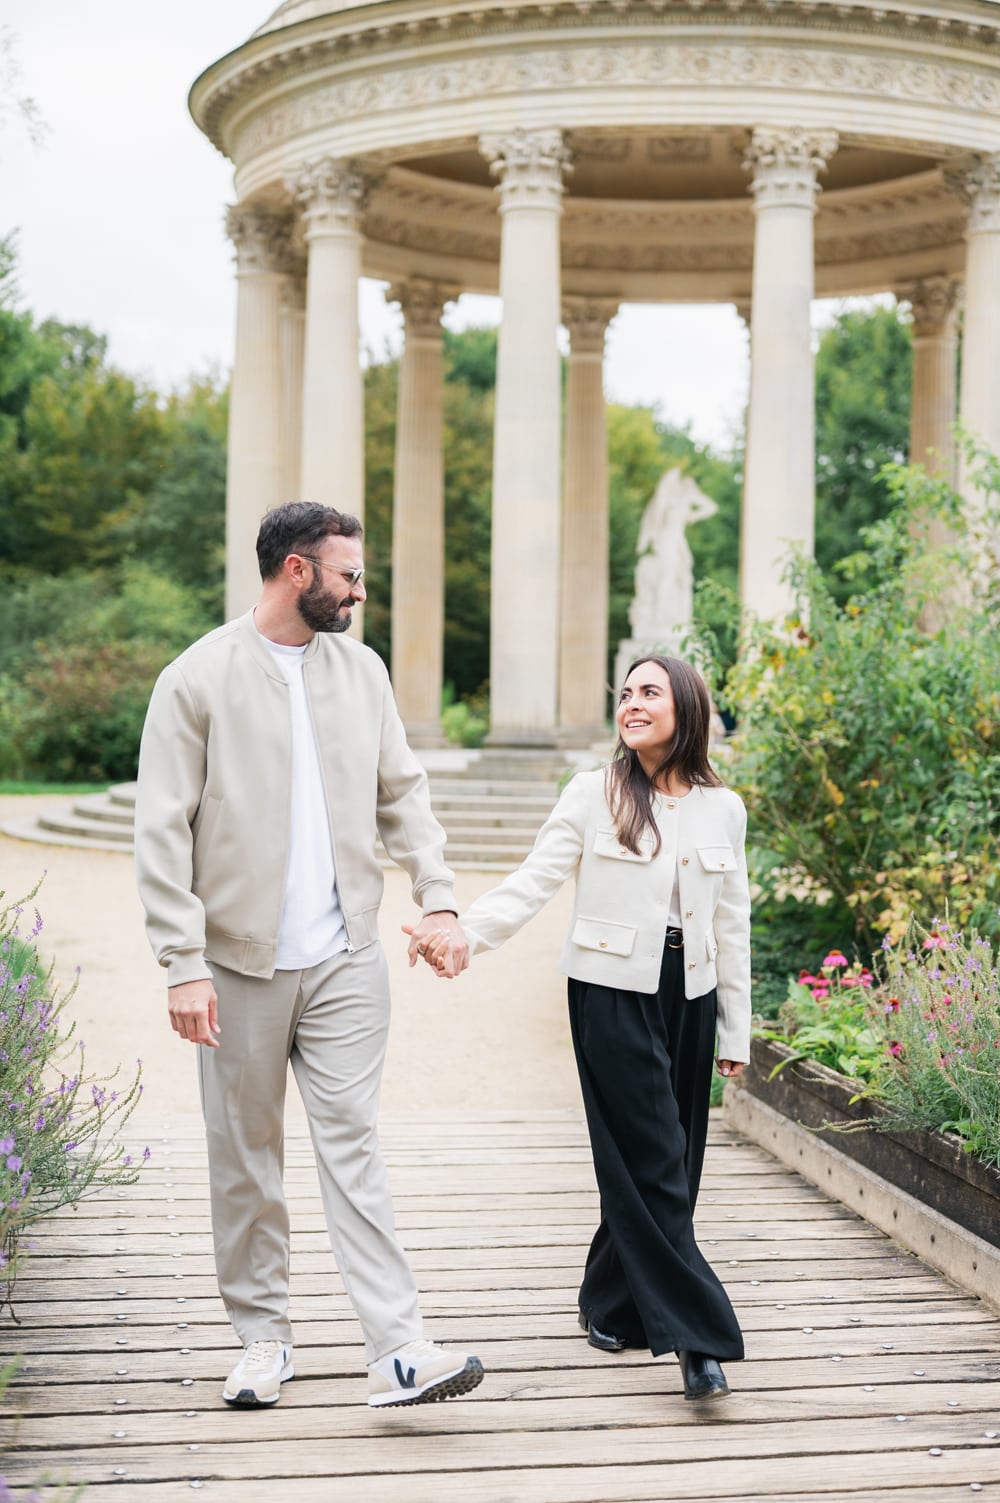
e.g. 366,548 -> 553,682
134,611 -> 456,988
460,768 -> 752,1063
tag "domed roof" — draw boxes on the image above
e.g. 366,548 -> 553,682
252,0 -> 380,36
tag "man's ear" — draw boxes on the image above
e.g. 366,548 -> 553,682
284,553 -> 311,590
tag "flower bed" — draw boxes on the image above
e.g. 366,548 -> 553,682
740,1036 -> 1000,1248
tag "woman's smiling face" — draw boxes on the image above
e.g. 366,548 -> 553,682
615,660 -> 677,762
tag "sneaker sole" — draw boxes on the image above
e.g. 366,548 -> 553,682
368,1355 -> 484,1408
222,1362 -> 295,1406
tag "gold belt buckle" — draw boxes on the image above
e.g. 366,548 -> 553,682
667,930 -> 684,950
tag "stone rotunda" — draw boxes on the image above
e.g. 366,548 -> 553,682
190,0 -> 1000,747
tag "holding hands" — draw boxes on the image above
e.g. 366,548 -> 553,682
402,911 -> 469,979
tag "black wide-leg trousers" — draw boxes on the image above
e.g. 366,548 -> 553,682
568,942 -> 745,1361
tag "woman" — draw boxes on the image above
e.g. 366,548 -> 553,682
417,656 -> 751,1401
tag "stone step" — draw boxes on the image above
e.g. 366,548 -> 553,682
73,792 -> 135,825
36,808 -> 135,845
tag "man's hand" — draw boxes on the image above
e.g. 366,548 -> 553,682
402,912 -> 469,978
715,1059 -> 745,1079
168,978 -> 221,1047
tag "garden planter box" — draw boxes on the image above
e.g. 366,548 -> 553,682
740,1037 -> 1000,1249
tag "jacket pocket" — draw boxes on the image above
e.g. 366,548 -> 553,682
696,844 -> 737,873
705,932 -> 719,961
571,916 -> 637,958
592,827 -> 654,864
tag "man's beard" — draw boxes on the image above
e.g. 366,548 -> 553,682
297,575 -> 352,634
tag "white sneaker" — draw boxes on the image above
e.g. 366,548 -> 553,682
222,1340 -> 294,1406
367,1339 -> 484,1408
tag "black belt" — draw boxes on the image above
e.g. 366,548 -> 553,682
665,928 -> 684,950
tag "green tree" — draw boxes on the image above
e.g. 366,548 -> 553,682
116,375 -> 228,612
814,305 -> 913,597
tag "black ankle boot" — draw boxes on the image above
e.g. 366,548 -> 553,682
578,1310 -> 627,1353
677,1350 -> 730,1400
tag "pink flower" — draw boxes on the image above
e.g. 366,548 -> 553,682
885,998 -> 900,1014
887,1041 -> 903,1058
923,935 -> 947,950
822,951 -> 848,968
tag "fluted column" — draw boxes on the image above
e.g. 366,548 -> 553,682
291,159 -> 369,519
387,278 -> 458,745
279,270 -> 306,503
741,128 -> 837,623
945,155 -> 1000,500
480,128 -> 571,744
559,296 -> 618,741
899,276 -> 960,483
223,205 -> 289,618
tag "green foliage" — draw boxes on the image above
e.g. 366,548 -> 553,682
440,686 -> 489,749
443,325 -> 497,393
117,376 -> 228,612
0,885 -> 146,1308
872,921 -> 1000,1166
724,452 -> 1000,964
756,950 -> 884,1084
0,564 -> 214,781
814,305 -> 913,601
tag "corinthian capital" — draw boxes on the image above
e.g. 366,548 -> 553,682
743,127 -> 838,211
898,275 -> 961,338
289,158 -> 374,239
480,128 -> 572,211
387,277 -> 460,340
562,296 -> 619,355
225,204 -> 294,274
943,152 -> 1000,234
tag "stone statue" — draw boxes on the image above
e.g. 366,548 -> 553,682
615,467 -> 718,689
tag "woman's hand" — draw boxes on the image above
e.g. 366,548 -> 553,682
715,1059 -> 746,1079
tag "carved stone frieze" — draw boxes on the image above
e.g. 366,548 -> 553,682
386,277 -> 461,338
289,158 -> 374,238
943,152 -> 1000,233
479,128 -> 572,211
224,203 -> 295,273
562,295 -> 620,352
744,127 -> 839,211
896,274 -> 962,335
230,42 -> 1000,163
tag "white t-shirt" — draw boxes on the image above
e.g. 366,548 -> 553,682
261,636 -> 348,970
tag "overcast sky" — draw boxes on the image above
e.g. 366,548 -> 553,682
2,1 -> 861,451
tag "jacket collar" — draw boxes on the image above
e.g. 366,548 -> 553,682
238,607 -> 324,682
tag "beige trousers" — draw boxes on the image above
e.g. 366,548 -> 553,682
197,942 -> 423,1361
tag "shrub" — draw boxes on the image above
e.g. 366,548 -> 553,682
722,451 -> 1000,965
0,886 -> 146,1307
870,919 -> 1000,1167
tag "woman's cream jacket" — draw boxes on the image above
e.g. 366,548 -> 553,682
461,767 -> 752,1062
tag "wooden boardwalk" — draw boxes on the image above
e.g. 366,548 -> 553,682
2,1110 -> 999,1502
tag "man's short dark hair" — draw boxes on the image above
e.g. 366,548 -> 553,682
256,503 -> 364,580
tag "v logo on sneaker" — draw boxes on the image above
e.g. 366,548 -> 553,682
394,1360 -> 417,1389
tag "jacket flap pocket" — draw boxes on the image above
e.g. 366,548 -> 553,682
696,844 -> 737,873
571,916 -> 637,958
593,827 -> 654,864
705,931 -> 719,961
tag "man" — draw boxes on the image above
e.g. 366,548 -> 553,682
135,502 -> 481,1409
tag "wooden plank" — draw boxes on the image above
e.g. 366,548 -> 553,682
3,1414 -> 1000,1484
5,1110 -> 999,1503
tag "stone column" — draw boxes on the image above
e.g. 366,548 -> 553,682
223,204 -> 289,619
898,276 -> 960,484
387,278 -> 458,745
741,128 -> 837,623
291,158 -> 369,521
279,270 -> 306,503
945,154 -> 1000,499
559,296 -> 618,741
480,128 -> 571,744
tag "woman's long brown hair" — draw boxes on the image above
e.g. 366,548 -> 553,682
606,655 -> 723,856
